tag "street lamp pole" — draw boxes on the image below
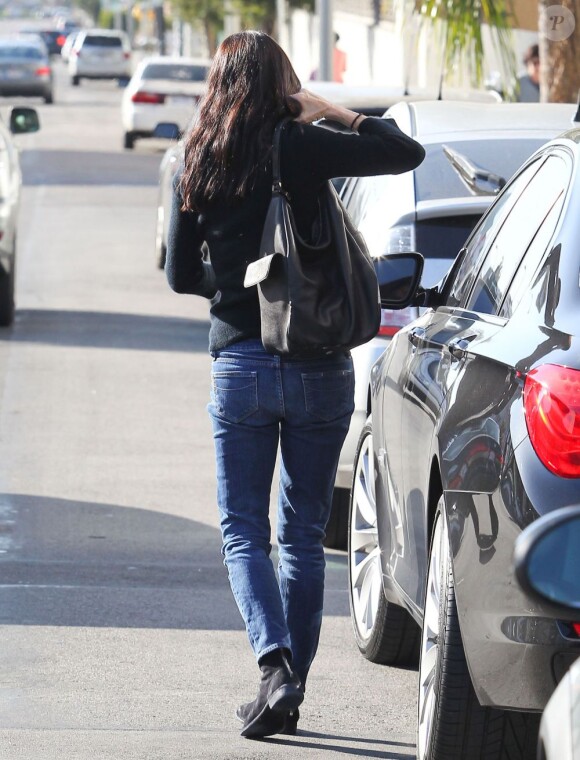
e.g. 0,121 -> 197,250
317,0 -> 333,81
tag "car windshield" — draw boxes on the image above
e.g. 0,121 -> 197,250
141,63 -> 208,81
0,45 -> 44,59
83,36 -> 122,47
415,139 -> 549,202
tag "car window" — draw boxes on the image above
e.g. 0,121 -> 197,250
445,158 -> 544,308
83,35 -> 123,47
141,63 -> 208,81
415,138 -> 549,202
499,190 -> 567,319
415,216 -> 481,260
465,155 -> 569,316
0,45 -> 44,59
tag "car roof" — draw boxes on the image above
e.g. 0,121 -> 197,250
388,101 -> 579,142
138,55 -> 211,67
0,35 -> 47,48
80,28 -> 127,37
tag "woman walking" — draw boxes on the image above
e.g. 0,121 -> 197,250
166,30 -> 424,739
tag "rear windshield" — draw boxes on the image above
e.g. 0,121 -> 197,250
0,45 -> 44,59
142,63 -> 208,81
415,139 -> 548,202
83,35 -> 123,47
415,215 -> 481,259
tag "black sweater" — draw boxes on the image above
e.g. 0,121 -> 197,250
166,117 -> 425,352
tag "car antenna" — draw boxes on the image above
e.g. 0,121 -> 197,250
442,145 -> 507,195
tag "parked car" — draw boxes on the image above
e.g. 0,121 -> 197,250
0,106 -> 41,326
514,505 -> 580,760
326,100 -> 579,548
348,120 -> 580,759
122,56 -> 210,150
0,36 -> 54,103
68,29 -> 131,86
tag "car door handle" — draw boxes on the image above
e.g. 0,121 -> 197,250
448,335 -> 476,358
409,327 -> 426,346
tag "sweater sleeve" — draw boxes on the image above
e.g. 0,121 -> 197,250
284,117 -> 425,182
165,171 -> 217,298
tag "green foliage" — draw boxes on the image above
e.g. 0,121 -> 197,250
98,8 -> 115,28
72,0 -> 101,24
411,0 -> 517,95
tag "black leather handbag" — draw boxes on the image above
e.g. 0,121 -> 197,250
243,118 -> 381,356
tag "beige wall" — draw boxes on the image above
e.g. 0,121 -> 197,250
511,0 -> 538,31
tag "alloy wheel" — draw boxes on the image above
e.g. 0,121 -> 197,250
349,429 -> 382,642
417,509 -> 447,759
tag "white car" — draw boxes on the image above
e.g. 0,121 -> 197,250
68,29 -> 131,86
0,106 -> 40,326
327,100 -> 579,548
122,56 -> 210,150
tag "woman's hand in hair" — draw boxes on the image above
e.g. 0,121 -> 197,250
289,89 -> 333,123
289,88 -> 367,131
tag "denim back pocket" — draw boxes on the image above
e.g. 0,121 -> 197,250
302,368 -> 354,422
212,371 -> 259,423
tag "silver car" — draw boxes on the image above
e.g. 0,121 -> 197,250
0,36 -> 54,103
326,100 -> 580,549
0,106 -> 41,326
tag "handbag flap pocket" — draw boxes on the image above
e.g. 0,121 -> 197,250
244,252 -> 283,288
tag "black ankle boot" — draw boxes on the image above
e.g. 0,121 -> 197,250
236,649 -> 304,739
281,708 -> 299,735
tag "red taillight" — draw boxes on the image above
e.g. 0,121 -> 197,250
131,91 -> 165,104
524,364 -> 580,478
57,35 -> 66,47
35,66 -> 51,76
573,623 -> 580,636
377,307 -> 415,337
123,52 -> 130,60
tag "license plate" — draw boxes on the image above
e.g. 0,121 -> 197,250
168,95 -> 193,105
1,67 -> 25,79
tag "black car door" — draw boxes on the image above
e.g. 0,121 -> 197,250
391,150 -> 571,612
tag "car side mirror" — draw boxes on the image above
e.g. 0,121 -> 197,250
514,505 -> 580,611
374,252 -> 424,309
10,107 -> 40,135
153,122 -> 181,141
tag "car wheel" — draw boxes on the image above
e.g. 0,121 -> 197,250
44,92 -> 54,104
417,496 -> 540,760
348,417 -> 420,664
0,265 -> 15,327
323,488 -> 349,549
124,132 -> 135,150
71,75 -> 80,86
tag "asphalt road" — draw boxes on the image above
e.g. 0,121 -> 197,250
0,47 -> 418,760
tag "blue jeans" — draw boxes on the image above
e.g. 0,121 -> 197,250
208,339 -> 354,685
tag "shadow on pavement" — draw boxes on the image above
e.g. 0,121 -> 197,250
263,734 -> 416,758
0,309 -> 209,353
20,149 -> 161,186
0,493 -> 350,629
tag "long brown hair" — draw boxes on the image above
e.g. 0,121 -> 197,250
180,31 -> 301,211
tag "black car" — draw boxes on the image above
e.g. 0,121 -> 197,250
20,28 -> 68,57
348,123 -> 580,760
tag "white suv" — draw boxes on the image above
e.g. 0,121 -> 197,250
69,29 -> 131,85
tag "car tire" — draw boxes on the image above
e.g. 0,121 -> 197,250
0,264 -> 15,327
44,92 -> 54,104
71,75 -> 80,86
124,132 -> 136,150
417,496 -> 540,760
324,488 -> 349,549
348,417 -> 420,665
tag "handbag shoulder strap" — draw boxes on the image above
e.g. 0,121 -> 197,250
271,117 -> 292,197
